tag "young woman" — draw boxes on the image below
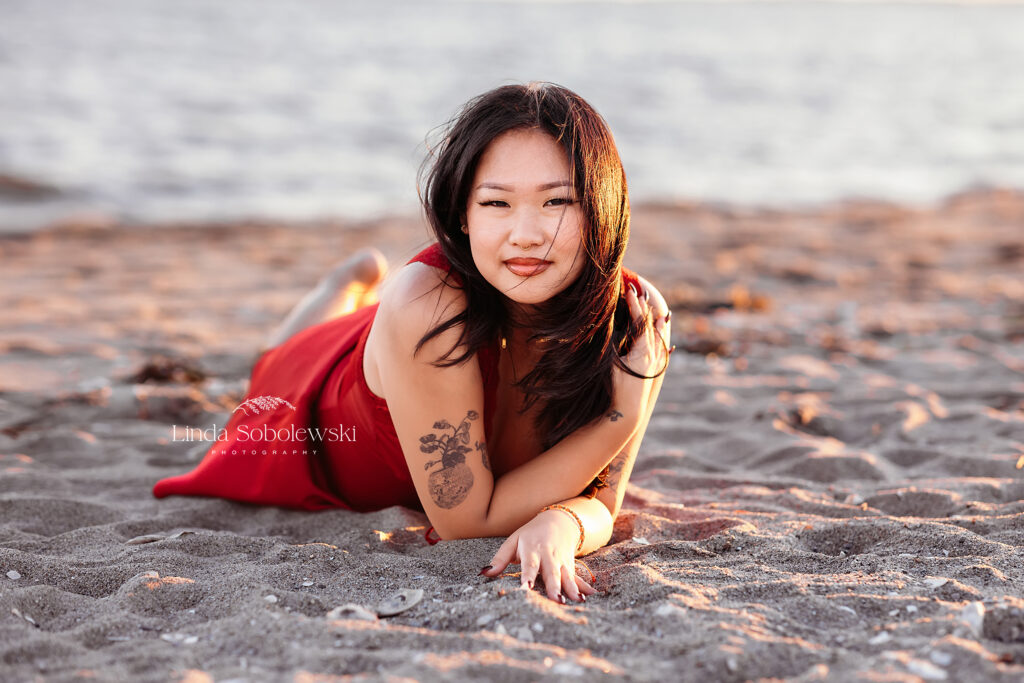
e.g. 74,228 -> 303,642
154,82 -> 672,605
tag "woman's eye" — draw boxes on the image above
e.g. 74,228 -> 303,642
546,198 -> 574,207
478,200 -> 508,207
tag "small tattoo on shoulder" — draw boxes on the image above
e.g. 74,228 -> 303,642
419,410 -> 479,509
607,409 -> 623,422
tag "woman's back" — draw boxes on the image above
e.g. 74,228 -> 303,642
152,243 -> 501,513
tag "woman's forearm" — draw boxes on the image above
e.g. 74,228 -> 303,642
481,411 -> 639,537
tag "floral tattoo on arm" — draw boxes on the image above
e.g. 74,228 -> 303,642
419,410 -> 479,509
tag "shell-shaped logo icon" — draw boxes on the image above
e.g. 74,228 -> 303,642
232,395 -> 298,416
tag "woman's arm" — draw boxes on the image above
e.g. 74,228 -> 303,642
479,275 -> 670,536
478,405 -> 640,537
378,264 -> 653,541
375,264 -> 497,540
481,336 -> 667,603
480,277 -> 671,603
380,264 -> 668,547
593,281 -> 668,519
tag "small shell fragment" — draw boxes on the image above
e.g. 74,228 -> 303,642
126,530 -> 196,545
376,589 -> 424,617
326,604 -> 378,621
6,570 -> 21,580
126,535 -> 165,545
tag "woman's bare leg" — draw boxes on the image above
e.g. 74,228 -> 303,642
262,247 -> 388,352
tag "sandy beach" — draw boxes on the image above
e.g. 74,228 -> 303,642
1,189 -> 1023,681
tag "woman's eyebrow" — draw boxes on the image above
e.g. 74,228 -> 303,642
474,180 -> 572,192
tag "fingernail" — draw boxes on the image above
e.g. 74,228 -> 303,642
629,283 -> 637,297
558,594 -> 566,604
581,594 -> 586,602
527,580 -> 534,590
666,311 -> 672,322
478,565 -> 492,575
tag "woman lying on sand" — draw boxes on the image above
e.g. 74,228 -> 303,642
154,82 -> 672,605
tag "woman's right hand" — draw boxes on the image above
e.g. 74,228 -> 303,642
615,280 -> 672,398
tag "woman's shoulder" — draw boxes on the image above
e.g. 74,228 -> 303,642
374,244 -> 468,350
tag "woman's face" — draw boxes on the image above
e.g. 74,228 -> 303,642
464,127 -> 587,310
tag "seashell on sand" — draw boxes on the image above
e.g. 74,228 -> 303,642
376,589 -> 424,617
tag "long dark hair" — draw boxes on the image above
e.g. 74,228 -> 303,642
416,81 -> 655,452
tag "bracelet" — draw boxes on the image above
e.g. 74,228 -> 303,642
574,559 -> 596,584
541,504 -> 585,553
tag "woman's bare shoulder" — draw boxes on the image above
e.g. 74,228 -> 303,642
374,260 -> 469,353
364,261 -> 472,399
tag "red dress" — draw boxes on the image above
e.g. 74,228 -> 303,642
153,244 -> 640,529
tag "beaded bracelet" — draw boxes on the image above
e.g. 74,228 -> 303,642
541,504 -> 585,553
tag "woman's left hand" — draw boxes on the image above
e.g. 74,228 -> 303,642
480,510 -> 597,604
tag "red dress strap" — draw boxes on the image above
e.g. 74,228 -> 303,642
407,242 -> 448,269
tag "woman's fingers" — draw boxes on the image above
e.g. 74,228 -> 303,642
481,530 -> 520,577
654,311 -> 671,355
488,541 -> 593,605
540,555 -> 564,603
625,283 -> 642,320
560,565 -> 584,602
520,551 -> 540,591
626,283 -> 654,329
574,574 -> 597,596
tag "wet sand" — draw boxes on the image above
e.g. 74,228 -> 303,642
1,189 -> 1023,681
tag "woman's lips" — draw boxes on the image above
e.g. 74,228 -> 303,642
504,258 -> 551,277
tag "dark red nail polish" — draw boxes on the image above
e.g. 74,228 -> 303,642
581,594 -> 586,602
478,565 -> 492,575
527,580 -> 533,589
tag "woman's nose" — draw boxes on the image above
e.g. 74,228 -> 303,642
508,209 -> 546,249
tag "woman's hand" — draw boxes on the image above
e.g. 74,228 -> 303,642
480,510 -> 598,604
614,279 -> 672,402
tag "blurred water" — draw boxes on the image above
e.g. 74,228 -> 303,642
1,0 -> 1023,231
